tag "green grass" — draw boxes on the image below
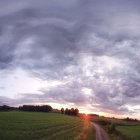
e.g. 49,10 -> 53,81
116,125 -> 140,140
0,111 -> 95,140
92,117 -> 140,140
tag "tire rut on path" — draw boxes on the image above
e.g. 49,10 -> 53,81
92,122 -> 110,140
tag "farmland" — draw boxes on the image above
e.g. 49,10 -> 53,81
0,111 -> 95,140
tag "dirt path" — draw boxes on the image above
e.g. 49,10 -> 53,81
92,122 -> 110,140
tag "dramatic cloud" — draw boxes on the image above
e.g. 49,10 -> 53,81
0,0 -> 140,118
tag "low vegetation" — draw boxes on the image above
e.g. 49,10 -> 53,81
0,111 -> 95,140
92,116 -> 140,140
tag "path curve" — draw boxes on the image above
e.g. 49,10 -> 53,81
92,122 -> 110,140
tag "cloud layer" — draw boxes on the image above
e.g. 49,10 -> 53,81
0,0 -> 140,118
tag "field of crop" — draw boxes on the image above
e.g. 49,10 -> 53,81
0,111 -> 95,140
116,125 -> 140,140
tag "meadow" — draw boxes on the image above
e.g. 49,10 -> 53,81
0,111 -> 95,140
92,116 -> 140,140
116,125 -> 140,140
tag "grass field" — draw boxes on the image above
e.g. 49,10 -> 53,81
92,116 -> 140,140
116,125 -> 140,140
0,111 -> 95,140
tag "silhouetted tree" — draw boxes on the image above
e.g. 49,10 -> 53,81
74,108 -> 79,115
64,108 -> 79,116
0,105 -> 13,111
61,108 -> 64,114
65,108 -> 69,114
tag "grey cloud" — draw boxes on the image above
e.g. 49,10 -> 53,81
0,0 -> 140,117
0,96 -> 15,106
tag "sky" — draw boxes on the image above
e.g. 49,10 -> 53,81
0,0 -> 140,119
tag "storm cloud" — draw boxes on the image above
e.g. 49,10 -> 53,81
0,0 -> 140,118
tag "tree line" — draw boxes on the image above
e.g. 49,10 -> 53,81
0,105 -> 15,111
122,117 -> 138,122
61,108 -> 79,116
0,105 -> 79,116
19,105 -> 53,112
0,105 -> 52,112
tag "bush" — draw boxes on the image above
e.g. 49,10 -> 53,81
109,123 -> 116,133
97,119 -> 111,125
